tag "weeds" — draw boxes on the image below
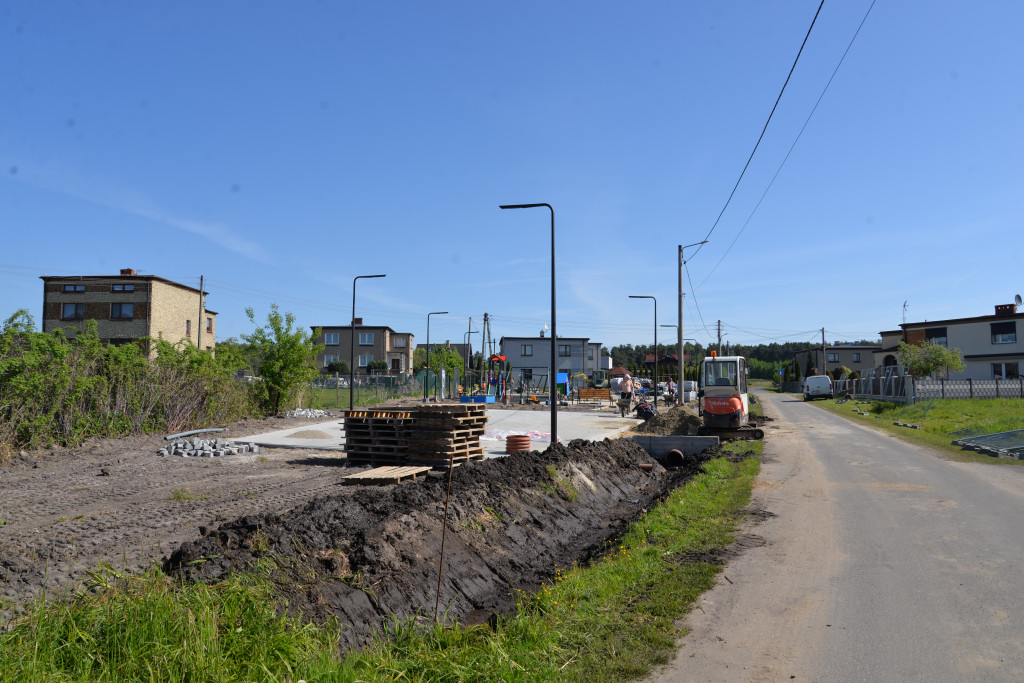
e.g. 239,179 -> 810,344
169,489 -> 208,503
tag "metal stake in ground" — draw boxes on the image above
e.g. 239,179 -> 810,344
434,450 -> 456,622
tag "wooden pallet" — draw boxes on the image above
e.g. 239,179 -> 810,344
342,465 -> 431,484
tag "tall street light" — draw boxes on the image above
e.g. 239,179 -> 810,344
424,311 -> 448,401
500,203 -> 557,446
678,241 -> 708,400
350,274 -> 386,410
630,295 -> 657,409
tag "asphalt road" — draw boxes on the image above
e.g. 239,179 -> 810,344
651,389 -> 1024,681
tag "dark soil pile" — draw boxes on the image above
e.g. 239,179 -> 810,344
630,404 -> 704,436
166,439 -> 705,648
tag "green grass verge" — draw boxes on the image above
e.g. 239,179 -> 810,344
811,397 -> 1024,465
0,453 -> 760,682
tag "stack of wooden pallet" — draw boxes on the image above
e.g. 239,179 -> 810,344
341,404 -> 487,468
342,409 -> 416,466
407,404 -> 486,467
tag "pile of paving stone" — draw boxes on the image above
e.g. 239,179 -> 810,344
157,437 -> 260,458
285,408 -> 331,419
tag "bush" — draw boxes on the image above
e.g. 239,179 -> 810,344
0,310 -> 252,457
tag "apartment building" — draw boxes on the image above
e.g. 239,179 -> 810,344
40,268 -> 216,351
499,335 -> 600,384
312,320 -> 414,376
794,342 -> 881,378
897,304 -> 1023,380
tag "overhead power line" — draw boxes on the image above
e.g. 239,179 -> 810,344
697,0 -> 877,290
689,0 -> 825,264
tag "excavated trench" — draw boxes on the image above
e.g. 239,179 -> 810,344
166,438 -> 715,649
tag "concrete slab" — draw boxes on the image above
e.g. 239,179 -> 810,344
479,408 -> 639,457
235,407 -> 639,457
237,420 -> 347,451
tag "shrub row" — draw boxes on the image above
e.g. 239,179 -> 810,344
0,311 -> 253,459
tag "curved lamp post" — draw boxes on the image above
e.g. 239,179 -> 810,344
500,203 -> 557,446
424,311 -> 448,401
350,274 -> 386,410
629,294 -> 657,409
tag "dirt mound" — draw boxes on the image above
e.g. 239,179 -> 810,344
166,439 -> 705,648
631,403 -> 703,436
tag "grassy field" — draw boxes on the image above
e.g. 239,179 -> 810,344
807,395 -> 1024,465
0,444 -> 761,682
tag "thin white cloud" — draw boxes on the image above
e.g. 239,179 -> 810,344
8,161 -> 274,264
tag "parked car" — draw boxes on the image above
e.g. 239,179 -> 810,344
803,375 -> 833,400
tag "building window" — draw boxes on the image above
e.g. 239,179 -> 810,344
62,303 -> 84,320
852,352 -> 861,363
993,362 -> 1019,380
559,344 -> 572,357
393,336 -> 406,348
324,354 -> 339,368
358,354 -> 373,367
111,284 -> 135,292
186,320 -> 191,337
991,321 -> 1016,344
359,332 -> 374,345
206,317 -> 213,332
521,344 -> 533,357
925,327 -> 947,347
827,352 -> 840,363
522,369 -> 533,381
62,284 -> 85,293
324,332 -> 339,345
110,303 -> 133,320
587,348 -> 594,360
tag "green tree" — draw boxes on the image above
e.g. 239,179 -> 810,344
325,360 -> 349,375
241,305 -> 324,414
366,359 -> 388,375
898,341 -> 965,378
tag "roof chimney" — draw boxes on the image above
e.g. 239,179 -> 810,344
353,317 -> 363,326
120,268 -> 136,276
995,304 -> 1015,316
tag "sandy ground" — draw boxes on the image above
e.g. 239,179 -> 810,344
647,389 -> 838,681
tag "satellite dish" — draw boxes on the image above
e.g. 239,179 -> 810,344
543,323 -> 550,330
1016,293 -> 1022,307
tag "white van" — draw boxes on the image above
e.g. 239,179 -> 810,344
803,375 -> 833,401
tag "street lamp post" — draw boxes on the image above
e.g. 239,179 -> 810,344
425,311 -> 448,401
630,295 -> 657,409
500,203 -> 557,446
350,274 -> 386,410
678,241 -> 707,403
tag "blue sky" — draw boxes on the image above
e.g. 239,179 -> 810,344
2,1 -> 1021,353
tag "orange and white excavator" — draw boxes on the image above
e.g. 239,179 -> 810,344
696,351 -> 764,440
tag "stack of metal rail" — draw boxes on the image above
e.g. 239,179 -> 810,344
951,428 -> 1024,459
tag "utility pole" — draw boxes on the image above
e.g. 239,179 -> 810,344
677,245 -> 683,393
717,320 -> 723,355
466,317 -> 473,388
196,274 -> 204,350
677,241 -> 706,393
821,327 -> 827,376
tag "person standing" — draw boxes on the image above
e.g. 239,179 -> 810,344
620,373 -> 635,400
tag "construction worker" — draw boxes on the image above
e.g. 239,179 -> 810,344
620,373 -> 635,400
